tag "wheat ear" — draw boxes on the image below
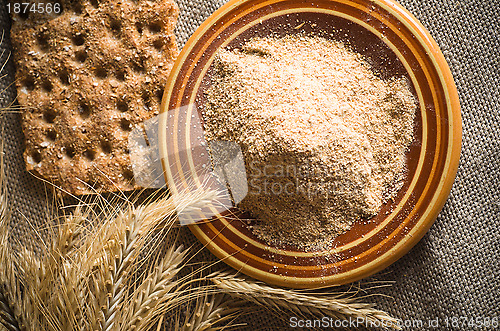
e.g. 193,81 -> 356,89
0,220 -> 20,331
124,245 -> 188,331
93,206 -> 150,331
0,141 -> 24,331
85,187 -> 219,331
209,270 -> 400,330
178,294 -> 248,331
44,207 -> 90,330
0,292 -> 19,331
15,208 -> 90,331
84,199 -> 172,330
0,225 -> 23,331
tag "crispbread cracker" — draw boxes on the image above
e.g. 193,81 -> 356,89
10,0 -> 178,195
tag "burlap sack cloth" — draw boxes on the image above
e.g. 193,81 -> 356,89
0,0 -> 498,329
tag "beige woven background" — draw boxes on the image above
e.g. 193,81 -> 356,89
0,0 -> 498,330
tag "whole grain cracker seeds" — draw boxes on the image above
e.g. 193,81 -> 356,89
10,0 -> 178,195
203,36 -> 417,250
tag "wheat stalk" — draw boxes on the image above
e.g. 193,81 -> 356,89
209,270 -> 400,330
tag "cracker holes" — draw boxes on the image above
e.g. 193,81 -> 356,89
83,149 -> 96,161
116,99 -> 128,112
41,80 -> 53,92
115,70 -> 126,81
155,88 -> 163,103
94,66 -> 108,79
46,129 -> 57,141
148,22 -> 162,33
100,141 -> 112,154
135,22 -> 143,34
72,34 -> 85,46
142,91 -> 152,109
43,109 -> 57,123
31,150 -> 42,164
123,169 -> 134,181
110,19 -> 121,37
36,34 -> 50,52
132,61 -> 145,74
120,118 -> 132,131
78,102 -> 91,119
75,50 -> 87,63
23,77 -> 35,91
65,146 -> 76,158
59,70 -> 70,85
19,10 -> 29,20
73,2 -> 83,14
152,38 -> 163,51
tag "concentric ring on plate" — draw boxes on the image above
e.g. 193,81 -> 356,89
159,0 -> 461,288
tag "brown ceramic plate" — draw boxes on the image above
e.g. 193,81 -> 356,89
159,0 -> 462,288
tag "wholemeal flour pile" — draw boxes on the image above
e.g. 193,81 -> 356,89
10,0 -> 178,195
203,36 -> 417,249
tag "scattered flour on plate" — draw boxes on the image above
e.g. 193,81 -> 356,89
203,35 -> 417,250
